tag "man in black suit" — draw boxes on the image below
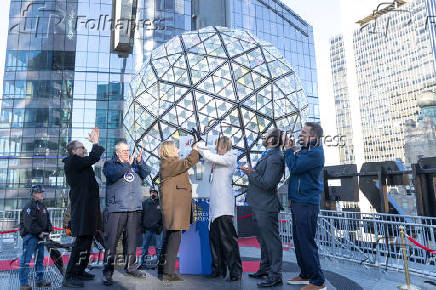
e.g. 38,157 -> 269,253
241,128 -> 285,288
62,128 -> 104,288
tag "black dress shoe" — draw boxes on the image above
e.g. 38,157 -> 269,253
76,271 -> 95,281
62,278 -> 84,288
207,271 -> 225,279
125,269 -> 147,278
230,275 -> 241,281
102,273 -> 113,286
257,277 -> 283,288
248,270 -> 268,279
36,281 -> 52,287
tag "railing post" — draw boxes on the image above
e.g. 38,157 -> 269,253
373,214 -> 379,266
397,226 -> 421,290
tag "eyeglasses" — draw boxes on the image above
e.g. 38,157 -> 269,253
75,146 -> 85,150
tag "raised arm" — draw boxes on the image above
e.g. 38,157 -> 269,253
103,159 -> 131,184
285,148 -> 324,175
160,149 -> 200,179
197,148 -> 236,167
248,154 -> 284,191
133,159 -> 152,180
70,144 -> 105,170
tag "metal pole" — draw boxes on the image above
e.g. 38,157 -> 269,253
400,226 -> 410,286
397,226 -> 421,290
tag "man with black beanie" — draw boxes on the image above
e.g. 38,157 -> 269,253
138,188 -> 163,268
19,185 -> 52,290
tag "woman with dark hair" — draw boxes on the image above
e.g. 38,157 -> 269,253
158,140 -> 200,281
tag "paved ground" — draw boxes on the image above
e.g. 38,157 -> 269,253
2,246 -> 435,290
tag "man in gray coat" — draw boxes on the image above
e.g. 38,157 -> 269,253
241,128 -> 285,288
102,141 -> 151,285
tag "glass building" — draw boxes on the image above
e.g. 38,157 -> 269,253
352,0 -> 436,162
1,0 -> 317,209
124,26 -> 309,193
329,35 -> 355,165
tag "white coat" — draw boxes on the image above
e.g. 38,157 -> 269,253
197,142 -> 237,224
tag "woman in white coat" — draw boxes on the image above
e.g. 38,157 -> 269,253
197,136 -> 242,281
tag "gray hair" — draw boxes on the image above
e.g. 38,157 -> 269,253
115,140 -> 128,152
66,141 -> 79,156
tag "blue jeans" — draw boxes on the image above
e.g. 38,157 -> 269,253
142,230 -> 162,258
291,202 -> 325,286
19,234 -> 45,286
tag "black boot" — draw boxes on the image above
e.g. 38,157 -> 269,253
257,277 -> 283,288
102,272 -> 113,286
76,271 -> 95,281
248,270 -> 268,279
62,277 -> 84,288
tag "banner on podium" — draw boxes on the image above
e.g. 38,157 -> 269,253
179,198 -> 212,275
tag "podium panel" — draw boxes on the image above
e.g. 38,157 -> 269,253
179,198 -> 212,275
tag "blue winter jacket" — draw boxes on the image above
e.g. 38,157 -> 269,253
103,155 -> 151,213
285,145 -> 324,205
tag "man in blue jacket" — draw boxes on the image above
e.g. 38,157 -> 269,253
284,122 -> 326,290
102,140 -> 151,285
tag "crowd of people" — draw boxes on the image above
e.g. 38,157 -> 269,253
18,122 -> 326,290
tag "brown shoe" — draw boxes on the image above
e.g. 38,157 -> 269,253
301,283 -> 327,290
287,275 -> 310,285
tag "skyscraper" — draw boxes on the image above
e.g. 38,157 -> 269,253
329,35 -> 355,164
353,0 -> 436,162
1,0 -> 318,209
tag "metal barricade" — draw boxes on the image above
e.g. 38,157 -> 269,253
279,210 -> 436,278
0,208 -> 67,261
0,208 -> 70,289
1,207 -> 435,281
2,266 -> 64,290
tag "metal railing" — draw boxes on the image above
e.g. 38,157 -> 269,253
1,207 -> 435,279
0,208 -> 67,259
279,210 -> 436,278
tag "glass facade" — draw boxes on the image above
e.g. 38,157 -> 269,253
228,0 -> 319,122
2,0 -> 79,209
1,0 -> 317,209
353,0 -> 436,162
329,35 -> 355,164
124,26 -> 309,192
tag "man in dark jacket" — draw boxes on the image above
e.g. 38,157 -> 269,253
241,128 -> 285,288
19,185 -> 52,290
285,122 -> 326,290
139,188 -> 163,268
102,140 -> 151,285
63,128 -> 104,288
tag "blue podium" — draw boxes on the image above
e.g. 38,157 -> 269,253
179,198 -> 212,275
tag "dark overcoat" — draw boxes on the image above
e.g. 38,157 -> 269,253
63,144 -> 104,236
